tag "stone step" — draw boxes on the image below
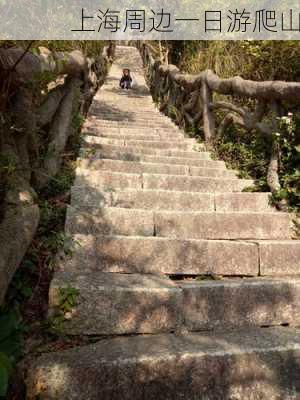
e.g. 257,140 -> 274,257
65,206 -> 290,240
84,132 -> 185,141
84,121 -> 181,134
26,327 -> 300,400
85,127 -> 184,138
74,169 -> 253,193
259,240 -> 300,276
48,272 -> 300,336
83,136 -> 197,151
89,120 -> 178,128
86,119 -> 180,130
77,159 -> 237,178
83,138 -> 207,156
71,188 -> 273,212
142,173 -> 253,192
90,114 -> 177,124
180,277 -> 300,331
91,108 -> 163,115
62,235 -> 259,276
80,148 -> 225,168
48,271 -> 182,335
65,206 -> 154,237
154,210 -> 290,240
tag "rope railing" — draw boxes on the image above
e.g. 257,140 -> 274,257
137,41 -> 300,195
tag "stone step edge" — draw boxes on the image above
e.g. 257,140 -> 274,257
83,138 -> 206,154
71,187 -> 273,212
65,206 -> 291,240
80,150 -> 225,168
63,234 -> 300,276
48,271 -> 300,335
75,168 -> 252,184
83,136 -> 198,146
26,327 -> 300,400
76,158 -> 238,176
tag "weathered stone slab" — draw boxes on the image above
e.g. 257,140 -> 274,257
143,174 -> 253,192
71,188 -> 215,211
154,212 -> 291,240
71,186 -> 111,208
180,277 -> 300,331
86,132 -> 184,141
49,271 -> 182,335
124,140 -> 194,150
259,241 -> 300,276
84,137 -> 194,150
80,148 -> 224,168
61,235 -> 258,276
77,158 -> 189,175
189,166 -> 237,178
26,327 -> 300,400
74,168 -> 142,190
111,190 -> 215,211
82,139 -> 211,159
140,155 -> 223,167
159,149 -> 211,159
65,206 -> 154,236
215,192 -> 273,212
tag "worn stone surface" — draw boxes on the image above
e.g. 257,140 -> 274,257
80,148 -> 225,168
74,168 -> 142,190
143,174 -> 253,192
65,206 -> 154,236
84,132 -> 184,141
74,169 -> 252,193
78,158 -> 189,175
110,190 -> 215,211
83,138 -> 211,159
71,188 -> 276,213
189,166 -> 237,178
49,271 -> 182,335
85,136 -> 195,150
78,158 -> 238,178
141,154 -> 224,168
60,235 -> 259,276
71,187 -> 215,211
215,192 -> 273,212
259,241 -> 300,276
154,211 -> 291,240
26,327 -> 300,400
180,278 -> 300,331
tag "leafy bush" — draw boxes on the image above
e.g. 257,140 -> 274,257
214,112 -> 300,211
0,310 -> 24,397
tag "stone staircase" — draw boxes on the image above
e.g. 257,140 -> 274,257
27,46 -> 300,399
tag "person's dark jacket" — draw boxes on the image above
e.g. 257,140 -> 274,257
120,75 -> 132,87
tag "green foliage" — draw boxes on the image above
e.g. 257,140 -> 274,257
0,154 -> 17,178
58,286 -> 79,315
40,167 -> 75,199
0,309 -> 24,397
176,41 -> 300,82
274,114 -> 300,210
48,286 -> 79,335
214,112 -> 300,211
0,352 -> 13,397
1,40 -> 106,59
214,125 -> 270,188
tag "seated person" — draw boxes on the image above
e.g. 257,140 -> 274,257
120,68 -> 132,89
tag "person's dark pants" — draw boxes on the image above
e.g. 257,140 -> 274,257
121,81 -> 131,89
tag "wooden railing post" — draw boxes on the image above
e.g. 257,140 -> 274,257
200,79 -> 215,144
